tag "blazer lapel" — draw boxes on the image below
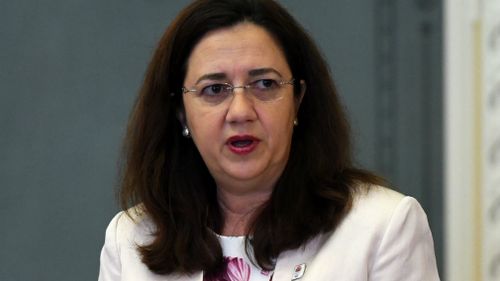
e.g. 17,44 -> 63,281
271,235 -> 324,281
162,235 -> 325,281
159,272 -> 203,281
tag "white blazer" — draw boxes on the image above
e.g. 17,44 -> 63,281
98,186 -> 440,280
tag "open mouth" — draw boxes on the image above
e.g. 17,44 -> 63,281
230,139 -> 254,147
226,135 -> 260,154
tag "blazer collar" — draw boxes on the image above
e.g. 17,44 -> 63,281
167,234 -> 325,281
271,234 -> 325,281
162,272 -> 202,281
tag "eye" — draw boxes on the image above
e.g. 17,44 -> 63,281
251,79 -> 279,91
200,83 -> 229,96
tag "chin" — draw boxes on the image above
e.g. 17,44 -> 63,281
225,168 -> 265,181
222,160 -> 284,183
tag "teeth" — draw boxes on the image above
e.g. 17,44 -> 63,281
231,140 -> 253,147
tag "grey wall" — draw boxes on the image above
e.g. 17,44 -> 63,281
0,1 -> 443,280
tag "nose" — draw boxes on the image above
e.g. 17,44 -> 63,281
225,89 -> 257,124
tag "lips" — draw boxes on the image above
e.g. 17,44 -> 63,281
226,135 -> 260,155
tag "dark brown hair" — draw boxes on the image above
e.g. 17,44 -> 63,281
119,0 -> 383,275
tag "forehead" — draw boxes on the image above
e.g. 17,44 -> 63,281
185,22 -> 291,81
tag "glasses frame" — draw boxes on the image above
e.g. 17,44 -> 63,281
181,78 -> 295,104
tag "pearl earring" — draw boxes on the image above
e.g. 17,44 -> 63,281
182,126 -> 190,137
293,118 -> 298,126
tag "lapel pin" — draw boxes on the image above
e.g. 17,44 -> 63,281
291,263 -> 306,280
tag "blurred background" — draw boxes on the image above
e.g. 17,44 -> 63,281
0,0 -> 498,280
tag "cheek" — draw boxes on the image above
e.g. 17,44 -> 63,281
184,100 -> 212,131
185,106 -> 224,149
189,114 -> 219,137
260,108 -> 295,145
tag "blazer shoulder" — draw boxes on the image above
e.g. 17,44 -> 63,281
347,185 -> 425,230
109,205 -> 156,246
353,185 -> 407,210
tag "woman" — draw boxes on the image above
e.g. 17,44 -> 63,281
98,0 -> 440,280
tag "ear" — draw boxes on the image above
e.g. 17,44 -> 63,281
294,80 -> 306,114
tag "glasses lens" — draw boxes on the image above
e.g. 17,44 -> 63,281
249,79 -> 283,102
199,83 -> 231,105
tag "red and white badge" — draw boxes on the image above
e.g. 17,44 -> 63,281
291,263 -> 306,280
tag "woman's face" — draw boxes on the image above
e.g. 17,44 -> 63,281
182,22 -> 300,192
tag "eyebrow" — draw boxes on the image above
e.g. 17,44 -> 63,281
195,73 -> 227,85
194,68 -> 283,85
248,68 -> 283,77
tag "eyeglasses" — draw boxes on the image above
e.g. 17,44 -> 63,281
182,78 -> 295,106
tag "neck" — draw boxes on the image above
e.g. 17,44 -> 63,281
217,187 -> 272,236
